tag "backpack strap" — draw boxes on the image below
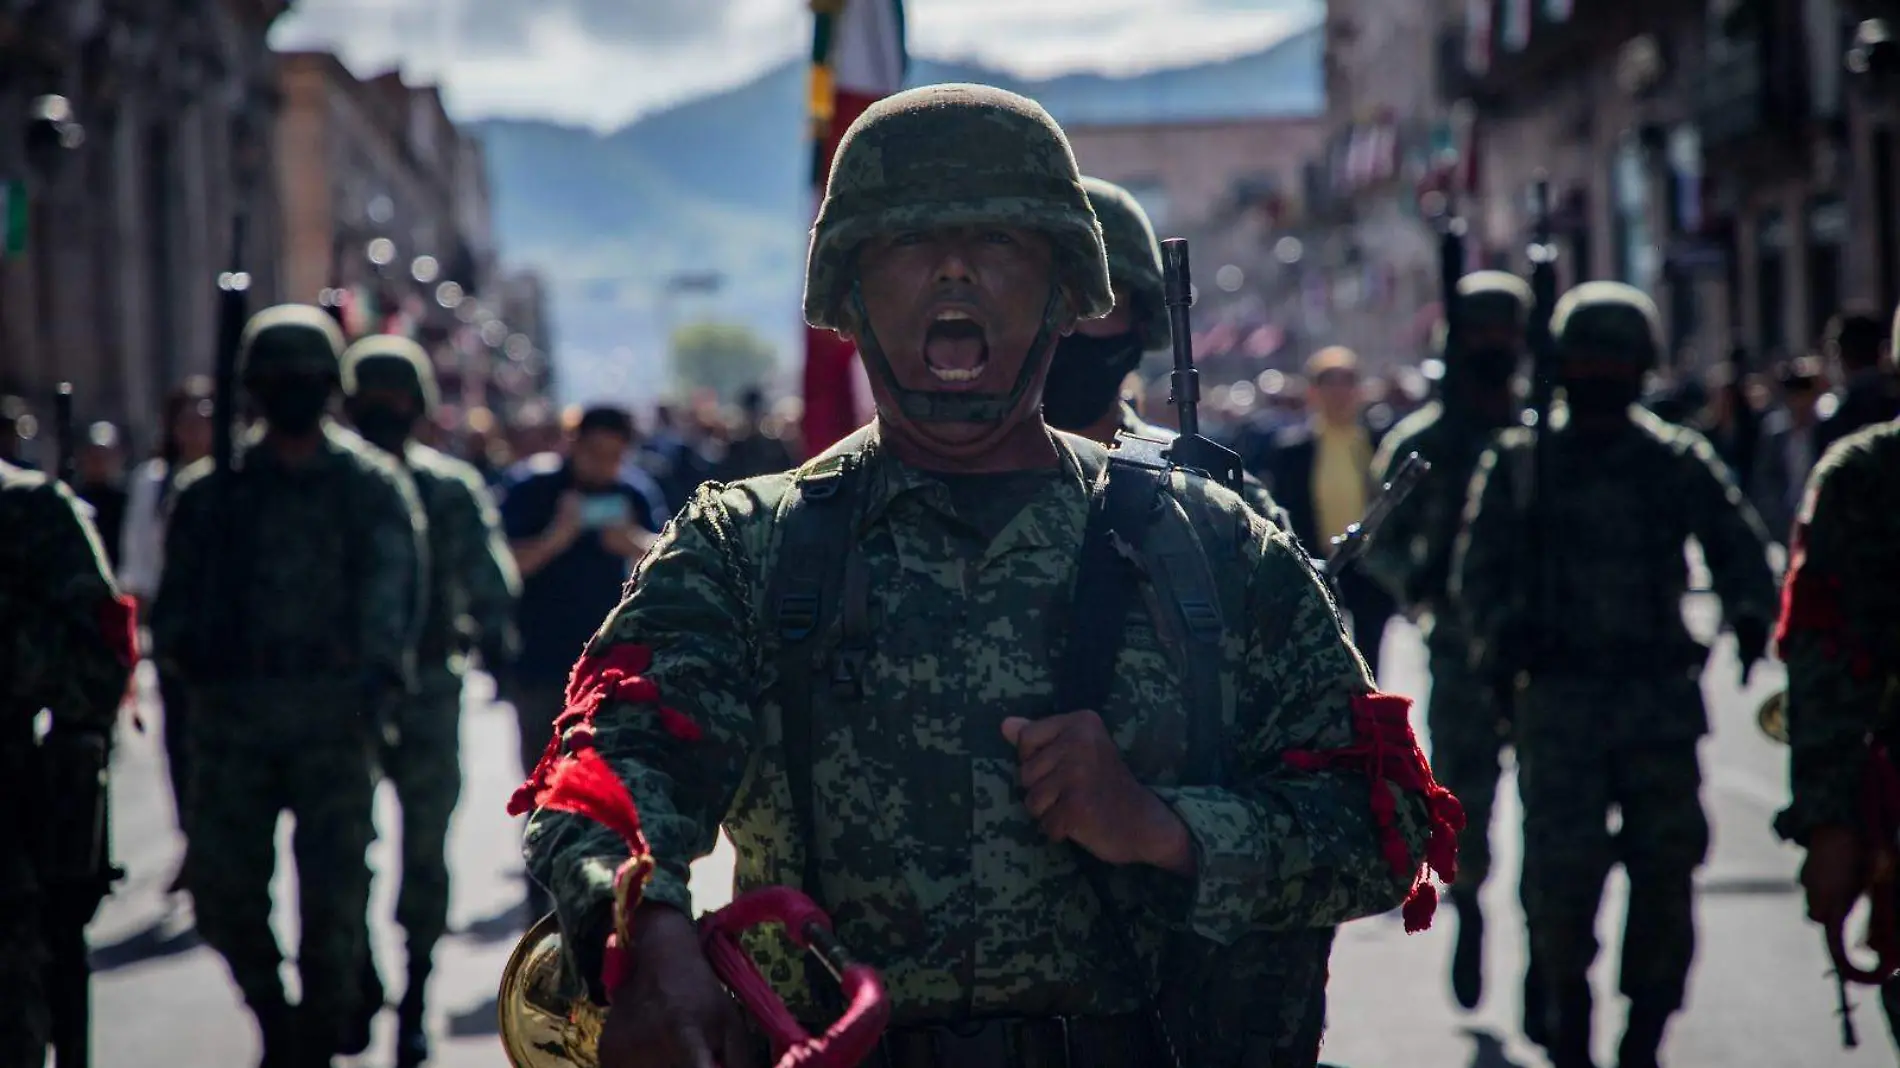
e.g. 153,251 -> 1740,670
762,444 -> 865,1014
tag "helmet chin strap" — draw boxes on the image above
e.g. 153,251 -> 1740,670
848,279 -> 1064,425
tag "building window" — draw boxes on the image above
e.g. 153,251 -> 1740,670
1612,138 -> 1657,290
1807,195 -> 1847,349
1756,208 -> 1787,356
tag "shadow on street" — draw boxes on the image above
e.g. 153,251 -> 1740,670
91,910 -> 202,972
1461,1027 -> 1533,1068
453,899 -> 531,945
1697,876 -> 1799,896
448,995 -> 502,1037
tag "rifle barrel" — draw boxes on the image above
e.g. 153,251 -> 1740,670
1160,238 -> 1198,440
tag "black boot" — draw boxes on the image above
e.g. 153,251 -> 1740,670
337,953 -> 386,1057
1548,982 -> 1597,1068
1449,887 -> 1485,1010
1615,1003 -> 1671,1068
1522,957 -> 1548,1049
396,967 -> 431,1068
253,996 -> 296,1068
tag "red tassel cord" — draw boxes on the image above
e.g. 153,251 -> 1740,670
98,594 -> 139,669
1776,525 -> 1874,679
507,642 -> 702,818
1284,691 -> 1466,932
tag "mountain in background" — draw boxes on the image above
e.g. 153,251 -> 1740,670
472,20 -> 1321,407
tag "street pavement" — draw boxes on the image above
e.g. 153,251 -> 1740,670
87,606 -> 1887,1067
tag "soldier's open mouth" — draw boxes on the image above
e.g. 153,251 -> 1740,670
923,312 -> 989,383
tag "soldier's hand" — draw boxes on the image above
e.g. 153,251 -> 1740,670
1802,825 -> 1866,928
1733,616 -> 1770,687
1001,711 -> 1193,872
600,906 -> 759,1068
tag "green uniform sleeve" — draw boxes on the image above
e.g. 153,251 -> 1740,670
525,486 -> 762,952
1148,528 -> 1428,940
357,459 -> 429,682
1448,436 -> 1517,667
1774,445 -> 1891,844
13,481 -> 133,731
1679,434 -> 1778,626
448,469 -> 521,647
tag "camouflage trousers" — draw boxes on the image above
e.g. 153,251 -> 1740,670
378,677 -> 464,972
185,687 -> 378,1037
1423,655 -> 1508,890
1162,927 -> 1335,1068
1514,681 -> 1709,1014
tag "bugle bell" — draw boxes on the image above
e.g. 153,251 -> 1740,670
498,888 -> 891,1068
1757,689 -> 1789,744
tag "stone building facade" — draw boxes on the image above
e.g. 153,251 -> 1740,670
0,0 -> 289,458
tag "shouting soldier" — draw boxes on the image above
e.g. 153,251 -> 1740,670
516,84 -> 1461,1068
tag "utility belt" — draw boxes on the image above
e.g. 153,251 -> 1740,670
866,1013 -> 1160,1068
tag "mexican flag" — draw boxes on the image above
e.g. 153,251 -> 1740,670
801,0 -> 906,458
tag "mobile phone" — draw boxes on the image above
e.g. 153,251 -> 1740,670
578,494 -> 632,529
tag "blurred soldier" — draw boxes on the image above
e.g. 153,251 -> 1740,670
1364,271 -> 1531,1011
1813,305 -> 1900,456
1043,175 -> 1293,533
0,461 -> 135,1068
1772,413 -> 1900,1049
342,335 -> 521,1067
153,306 -> 427,1068
1453,282 -> 1778,1068
518,84 -> 1456,1068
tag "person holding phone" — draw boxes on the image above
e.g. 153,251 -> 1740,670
500,405 -> 664,913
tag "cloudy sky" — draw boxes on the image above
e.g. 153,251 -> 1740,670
271,0 -> 1322,131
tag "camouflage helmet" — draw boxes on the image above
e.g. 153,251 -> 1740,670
1080,176 -> 1169,350
1457,271 -> 1534,331
239,304 -> 346,382
341,334 -> 440,416
803,83 -> 1112,331
1551,281 -> 1662,369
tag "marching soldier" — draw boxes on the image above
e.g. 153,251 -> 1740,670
342,335 -> 522,1067
1452,282 -> 1778,1068
517,84 -> 1461,1068
0,460 -> 135,1068
1041,175 -> 1292,534
153,306 -> 427,1068
1364,271 -> 1532,1011
1773,412 -> 1900,1048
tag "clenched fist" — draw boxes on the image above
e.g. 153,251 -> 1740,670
1001,710 -> 1194,874
599,906 -> 761,1068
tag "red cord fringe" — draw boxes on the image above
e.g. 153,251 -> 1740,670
1283,691 -> 1465,932
1776,524 -> 1875,679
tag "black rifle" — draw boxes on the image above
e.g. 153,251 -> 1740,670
54,381 -> 75,484
1499,178 -> 1560,687
1326,451 -> 1430,581
40,381 -> 121,1068
1158,238 -> 1246,494
1436,193 -> 1468,374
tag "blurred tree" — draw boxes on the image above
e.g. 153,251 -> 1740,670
668,321 -> 778,403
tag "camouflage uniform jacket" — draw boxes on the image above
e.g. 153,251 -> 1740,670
1451,408 -> 1778,730
152,422 -> 427,723
1118,401 -> 1292,532
1362,401 -> 1511,661
1,460 -> 134,732
400,440 -> 520,691
525,424 -> 1437,1024
1773,418 -> 1900,845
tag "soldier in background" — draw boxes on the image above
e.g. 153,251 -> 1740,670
1453,283 -> 1778,1068
0,460 -> 135,1068
153,306 -> 427,1068
341,335 -> 521,1067
1364,271 -> 1533,1014
713,386 -> 796,482
1813,305 -> 1900,457
1772,413 -> 1900,1051
1042,175 -> 1293,534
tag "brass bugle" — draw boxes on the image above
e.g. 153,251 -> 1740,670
499,911 -> 605,1068
1758,689 -> 1789,745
